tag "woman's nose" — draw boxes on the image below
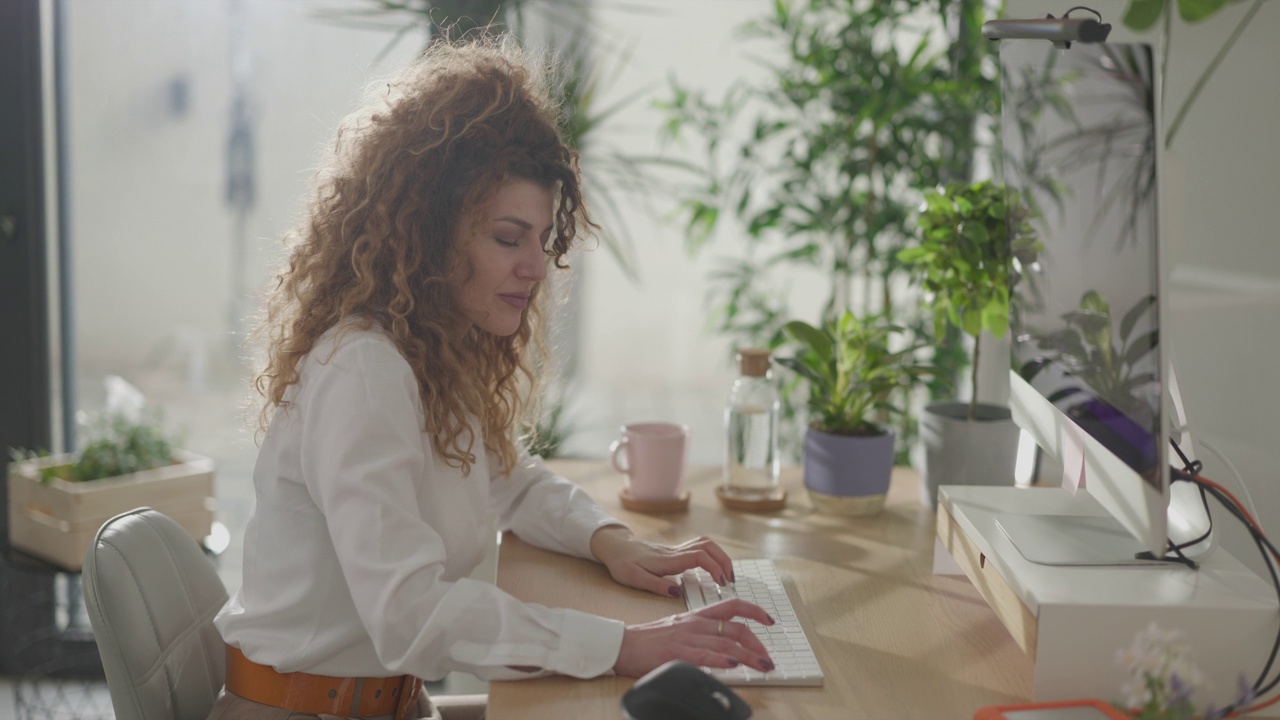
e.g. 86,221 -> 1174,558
517,245 -> 548,281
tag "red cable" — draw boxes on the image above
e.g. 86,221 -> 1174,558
1183,474 -> 1280,715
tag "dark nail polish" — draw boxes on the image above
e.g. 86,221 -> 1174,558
730,572 -> 737,583
668,586 -> 683,598
767,613 -> 776,624
720,574 -> 727,585
761,659 -> 775,672
727,659 -> 740,667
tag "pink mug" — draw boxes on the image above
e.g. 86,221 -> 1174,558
609,422 -> 690,500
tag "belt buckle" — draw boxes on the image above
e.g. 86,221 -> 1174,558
393,676 -> 421,720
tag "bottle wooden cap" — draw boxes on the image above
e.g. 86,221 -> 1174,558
737,348 -> 772,377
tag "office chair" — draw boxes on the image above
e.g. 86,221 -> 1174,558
82,508 -> 228,720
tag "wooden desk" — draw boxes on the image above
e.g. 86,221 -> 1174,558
489,461 -> 1033,719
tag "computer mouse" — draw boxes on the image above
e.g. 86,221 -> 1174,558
621,660 -> 752,720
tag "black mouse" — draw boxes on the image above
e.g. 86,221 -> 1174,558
621,660 -> 752,720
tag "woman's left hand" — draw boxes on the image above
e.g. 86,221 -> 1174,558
589,525 -> 735,598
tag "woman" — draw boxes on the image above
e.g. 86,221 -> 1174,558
209,39 -> 774,720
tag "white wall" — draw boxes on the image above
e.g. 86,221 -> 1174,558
1008,1 -> 1280,575
560,0 -> 790,463
64,0 -> 420,400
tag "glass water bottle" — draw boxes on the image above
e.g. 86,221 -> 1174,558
723,348 -> 781,498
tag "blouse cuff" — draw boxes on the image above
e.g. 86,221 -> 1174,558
564,512 -> 629,561
551,610 -> 625,679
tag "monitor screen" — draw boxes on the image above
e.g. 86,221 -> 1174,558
999,40 -> 1171,562
1003,41 -> 1163,492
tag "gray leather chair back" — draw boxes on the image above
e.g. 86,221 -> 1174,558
82,508 -> 228,720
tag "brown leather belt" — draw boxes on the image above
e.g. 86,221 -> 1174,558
225,644 -> 422,720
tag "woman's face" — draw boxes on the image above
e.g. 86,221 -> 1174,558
455,178 -> 553,337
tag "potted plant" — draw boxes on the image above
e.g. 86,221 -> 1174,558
777,311 -> 932,516
897,180 -> 1040,508
7,411 -> 214,571
658,0 -> 998,457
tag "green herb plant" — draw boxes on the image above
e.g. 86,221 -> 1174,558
776,311 -> 933,437
898,180 -> 1041,421
10,413 -> 179,484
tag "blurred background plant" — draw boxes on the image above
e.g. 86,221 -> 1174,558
657,0 -> 1000,461
1121,0 -> 1266,149
10,411 -> 180,484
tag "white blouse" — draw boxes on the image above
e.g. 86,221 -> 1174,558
214,323 -> 626,682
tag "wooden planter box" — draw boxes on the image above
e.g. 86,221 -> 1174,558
7,450 -> 215,571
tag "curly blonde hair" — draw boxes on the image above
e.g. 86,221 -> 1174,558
253,39 -> 591,476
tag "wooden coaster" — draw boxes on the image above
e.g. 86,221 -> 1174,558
715,485 -> 788,513
618,487 -> 691,514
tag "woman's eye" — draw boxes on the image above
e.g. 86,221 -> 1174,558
494,236 -> 519,248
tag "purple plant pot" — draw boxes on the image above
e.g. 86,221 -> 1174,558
803,427 -> 896,516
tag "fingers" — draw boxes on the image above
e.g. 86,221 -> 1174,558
682,617 -> 773,672
623,565 -> 685,598
693,598 -> 775,628
613,608 -> 778,679
713,619 -> 773,667
691,537 -> 736,583
684,632 -> 774,673
674,536 -> 735,584
636,548 -> 728,587
674,642 -> 747,671
685,548 -> 730,586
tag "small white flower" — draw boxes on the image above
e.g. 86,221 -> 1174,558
1115,622 -> 1208,713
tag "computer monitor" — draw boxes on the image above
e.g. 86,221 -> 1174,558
999,40 -> 1211,566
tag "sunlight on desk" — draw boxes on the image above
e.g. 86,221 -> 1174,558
488,461 -> 1032,720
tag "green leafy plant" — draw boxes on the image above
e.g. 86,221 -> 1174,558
526,395 -> 572,459
898,180 -> 1040,421
1122,0 -> 1265,149
1021,291 -> 1159,418
658,0 -> 997,455
661,0 -> 996,341
9,413 -> 179,484
776,311 -> 932,437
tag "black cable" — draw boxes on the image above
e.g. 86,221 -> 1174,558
1176,473 -> 1280,704
1058,6 -> 1104,22
1164,439 -> 1280,711
1161,440 -> 1213,560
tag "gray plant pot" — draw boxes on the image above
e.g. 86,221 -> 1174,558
803,426 -> 895,517
918,401 -> 1021,509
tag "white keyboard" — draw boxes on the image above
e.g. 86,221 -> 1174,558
681,558 -> 824,686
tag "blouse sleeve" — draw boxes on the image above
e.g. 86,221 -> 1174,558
297,338 -> 623,682
487,448 -> 629,560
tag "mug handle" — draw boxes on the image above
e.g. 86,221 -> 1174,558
609,437 -> 630,474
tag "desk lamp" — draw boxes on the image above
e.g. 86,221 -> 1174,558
982,6 -> 1111,48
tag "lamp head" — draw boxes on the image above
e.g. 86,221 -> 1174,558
982,14 -> 1112,49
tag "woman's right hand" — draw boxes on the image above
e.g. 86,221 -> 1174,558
611,598 -> 777,678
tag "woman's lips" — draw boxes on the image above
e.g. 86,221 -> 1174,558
499,294 -> 529,309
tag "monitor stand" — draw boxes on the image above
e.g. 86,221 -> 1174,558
936,484 -> 1277,712
996,513 -> 1168,566
1001,363 -> 1213,567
